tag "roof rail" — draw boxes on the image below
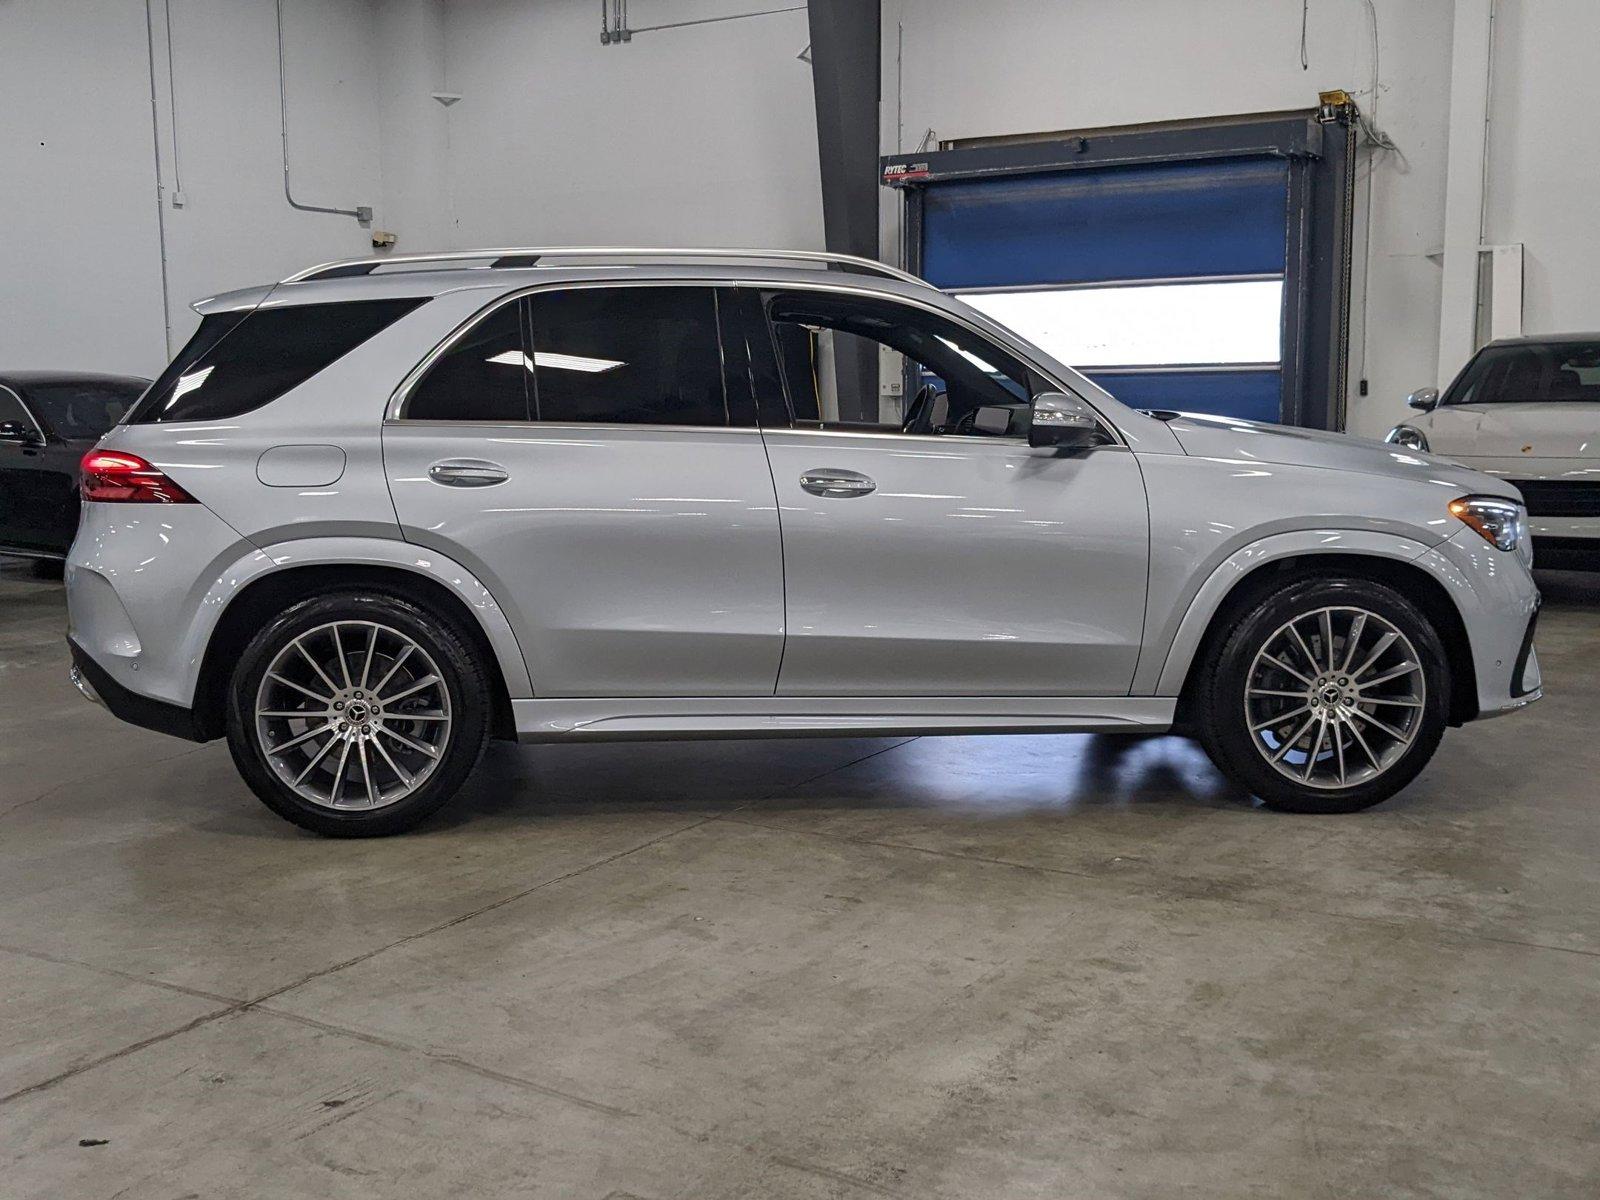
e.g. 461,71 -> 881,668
282,247 -> 926,287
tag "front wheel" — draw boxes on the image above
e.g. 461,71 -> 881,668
1197,577 -> 1450,814
225,592 -> 491,836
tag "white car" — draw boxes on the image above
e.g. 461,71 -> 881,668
1388,335 -> 1600,569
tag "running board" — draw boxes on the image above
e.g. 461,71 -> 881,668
512,697 -> 1176,742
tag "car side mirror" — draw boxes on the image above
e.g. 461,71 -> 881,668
0,420 -> 42,446
1406,386 -> 1440,412
1028,392 -> 1106,449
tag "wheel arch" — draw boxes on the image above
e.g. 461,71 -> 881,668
189,543 -> 530,742
1157,539 -> 1478,728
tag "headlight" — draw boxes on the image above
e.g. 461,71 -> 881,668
1450,495 -> 1524,551
1385,424 -> 1429,452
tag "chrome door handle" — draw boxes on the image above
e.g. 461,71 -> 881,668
799,468 -> 876,498
428,459 -> 509,488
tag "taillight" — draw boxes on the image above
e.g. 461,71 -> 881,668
79,450 -> 197,504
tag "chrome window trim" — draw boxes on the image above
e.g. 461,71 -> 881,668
388,276 -> 1124,448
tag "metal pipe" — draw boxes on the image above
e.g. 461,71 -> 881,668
275,0 -> 370,223
625,5 -> 805,36
143,0 -> 175,356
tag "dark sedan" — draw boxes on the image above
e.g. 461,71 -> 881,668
1,371 -> 150,564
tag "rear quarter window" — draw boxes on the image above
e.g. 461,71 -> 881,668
129,298 -> 425,423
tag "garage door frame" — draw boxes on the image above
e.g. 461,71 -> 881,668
881,108 -> 1358,430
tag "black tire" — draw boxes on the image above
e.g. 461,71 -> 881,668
225,591 -> 491,836
1196,575 -> 1450,814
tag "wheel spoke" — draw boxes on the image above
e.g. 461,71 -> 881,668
272,721 -> 337,754
1248,687 -> 1306,699
1269,715 -> 1317,764
1262,654 -> 1314,686
389,712 -> 449,722
378,724 -> 439,759
1319,609 -> 1336,671
332,624 -> 353,689
358,740 -> 377,807
1345,716 -> 1382,769
294,639 -> 342,696
1365,696 -> 1423,708
371,644 -> 415,697
1287,622 -> 1321,676
1332,718 -> 1348,784
1351,630 -> 1399,680
259,709 -> 329,719
1302,717 -> 1328,782
1251,705 -> 1309,732
1350,707 -> 1409,741
1362,661 -> 1420,688
359,624 -> 378,690
269,673 -> 333,705
371,735 -> 414,787
329,739 -> 354,805
292,732 -> 340,785
1340,612 -> 1368,673
382,673 -> 441,704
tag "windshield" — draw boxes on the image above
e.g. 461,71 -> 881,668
24,380 -> 147,438
1445,342 -> 1600,405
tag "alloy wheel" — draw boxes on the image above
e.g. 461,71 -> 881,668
254,620 -> 453,810
1243,605 -> 1426,790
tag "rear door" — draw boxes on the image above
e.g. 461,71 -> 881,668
383,284 -> 785,697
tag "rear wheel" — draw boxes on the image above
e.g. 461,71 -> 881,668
225,592 -> 491,836
1197,577 -> 1450,814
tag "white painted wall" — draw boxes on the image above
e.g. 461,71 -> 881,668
3,0 -> 1598,440
437,0 -> 822,250
1,0 -> 384,378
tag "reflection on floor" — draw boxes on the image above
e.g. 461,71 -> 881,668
2,559 -> 1598,1197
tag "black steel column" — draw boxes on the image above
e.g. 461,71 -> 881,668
807,0 -> 880,421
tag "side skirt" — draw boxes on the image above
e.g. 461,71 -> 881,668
512,696 -> 1176,743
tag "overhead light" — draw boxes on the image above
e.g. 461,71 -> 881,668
487,350 -> 625,374
163,365 -> 214,409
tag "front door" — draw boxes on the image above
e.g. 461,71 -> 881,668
740,288 -> 1150,697
384,285 -> 784,697
0,386 -> 55,553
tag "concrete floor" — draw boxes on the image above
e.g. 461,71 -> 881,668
2,559 -> 1598,1198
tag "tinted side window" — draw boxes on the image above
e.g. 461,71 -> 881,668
26,382 -> 146,439
405,301 -> 530,421
0,387 -> 34,429
763,292 -> 1038,436
130,299 -> 424,423
527,287 -> 745,426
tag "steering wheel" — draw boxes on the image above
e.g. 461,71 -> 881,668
901,382 -> 938,434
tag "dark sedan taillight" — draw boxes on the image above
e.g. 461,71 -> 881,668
79,450 -> 196,504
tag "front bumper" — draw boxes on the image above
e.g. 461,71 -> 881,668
1420,526 -> 1543,720
68,639 -> 208,742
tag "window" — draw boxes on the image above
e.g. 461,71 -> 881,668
1446,342 -> 1600,405
765,292 -> 1038,437
25,381 -> 145,439
526,286 -> 741,426
129,298 -> 424,423
406,301 -> 530,422
0,387 -> 38,434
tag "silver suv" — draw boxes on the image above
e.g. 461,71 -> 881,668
66,248 -> 1542,836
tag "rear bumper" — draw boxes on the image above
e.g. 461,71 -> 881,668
68,639 -> 209,742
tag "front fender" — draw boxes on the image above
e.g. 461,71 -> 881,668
176,536 -> 534,703
1140,529 -> 1440,696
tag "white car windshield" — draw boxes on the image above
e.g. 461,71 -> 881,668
1446,341 -> 1600,404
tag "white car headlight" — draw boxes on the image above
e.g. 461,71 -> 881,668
1450,495 -> 1524,552
1385,424 -> 1429,452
